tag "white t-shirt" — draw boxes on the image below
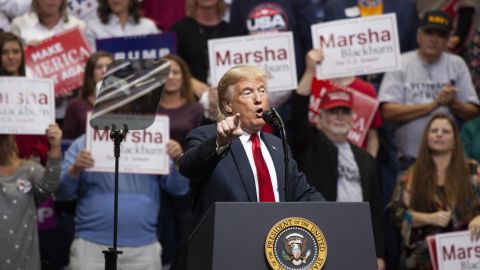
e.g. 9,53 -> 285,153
85,14 -> 159,51
378,50 -> 479,158
335,142 -> 363,202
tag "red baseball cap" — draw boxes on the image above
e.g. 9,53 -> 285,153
319,89 -> 353,110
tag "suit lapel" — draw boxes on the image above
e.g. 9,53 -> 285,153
262,133 -> 285,202
230,139 -> 258,201
351,144 -> 369,199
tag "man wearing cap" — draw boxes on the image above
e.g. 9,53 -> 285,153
289,49 -> 385,270
378,9 -> 479,171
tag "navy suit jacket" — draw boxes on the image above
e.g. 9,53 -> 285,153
179,124 -> 325,225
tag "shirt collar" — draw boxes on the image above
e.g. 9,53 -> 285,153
239,130 -> 262,144
27,11 -> 64,29
108,14 -> 136,26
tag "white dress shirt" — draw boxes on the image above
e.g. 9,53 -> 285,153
239,131 -> 280,202
85,14 -> 159,51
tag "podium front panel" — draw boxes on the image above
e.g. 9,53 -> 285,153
188,202 -> 376,270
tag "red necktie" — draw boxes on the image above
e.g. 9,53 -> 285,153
250,134 -> 275,202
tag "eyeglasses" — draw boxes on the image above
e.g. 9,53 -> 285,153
325,107 -> 352,115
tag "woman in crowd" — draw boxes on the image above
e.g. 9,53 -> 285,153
0,124 -> 63,270
10,0 -> 86,124
170,0 -> 239,101
0,31 -> 73,269
0,32 -> 51,165
62,51 -> 113,139
157,54 -> 204,265
0,32 -> 25,76
10,0 -> 85,46
159,54 -> 204,147
389,113 -> 480,270
85,0 -> 159,50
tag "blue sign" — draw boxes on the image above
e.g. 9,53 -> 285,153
96,32 -> 176,60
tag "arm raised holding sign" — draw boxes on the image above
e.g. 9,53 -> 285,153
297,48 -> 381,157
0,122 -> 62,270
289,48 -> 385,270
55,132 -> 189,269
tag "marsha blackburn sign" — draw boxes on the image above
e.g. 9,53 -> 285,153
208,32 -> 297,92
311,13 -> 401,79
428,230 -> 480,270
0,77 -> 55,134
85,113 -> 170,175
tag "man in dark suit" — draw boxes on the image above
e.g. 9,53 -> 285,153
179,65 -> 324,226
288,49 -> 385,270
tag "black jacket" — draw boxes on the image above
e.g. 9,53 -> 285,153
288,92 -> 385,258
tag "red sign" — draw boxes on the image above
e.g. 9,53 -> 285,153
25,27 -> 92,96
427,235 -> 439,270
309,79 -> 379,146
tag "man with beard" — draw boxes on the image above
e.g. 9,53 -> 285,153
288,49 -> 385,270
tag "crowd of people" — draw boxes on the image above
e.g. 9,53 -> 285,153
1,0 -> 480,270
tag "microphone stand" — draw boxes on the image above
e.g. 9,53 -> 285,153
103,124 -> 126,270
264,108 -> 289,202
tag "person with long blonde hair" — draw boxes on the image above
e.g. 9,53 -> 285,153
389,112 -> 480,270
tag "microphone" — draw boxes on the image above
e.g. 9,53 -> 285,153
262,108 -> 283,129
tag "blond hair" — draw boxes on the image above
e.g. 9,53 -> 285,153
217,65 -> 268,116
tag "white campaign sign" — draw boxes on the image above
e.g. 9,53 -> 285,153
208,32 -> 297,92
435,230 -> 480,270
85,113 -> 170,175
0,77 -> 55,134
311,13 -> 401,79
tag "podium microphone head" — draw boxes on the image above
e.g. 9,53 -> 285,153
262,108 -> 283,128
262,109 -> 276,125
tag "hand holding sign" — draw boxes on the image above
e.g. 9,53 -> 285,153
166,139 -> 183,164
217,113 -> 242,147
46,123 -> 62,148
306,48 -> 324,74
47,123 -> 62,158
468,215 -> 480,241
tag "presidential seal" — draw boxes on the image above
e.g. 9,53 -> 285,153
265,217 -> 327,270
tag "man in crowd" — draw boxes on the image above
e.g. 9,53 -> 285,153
56,135 -> 190,270
379,9 -> 479,170
289,49 -> 385,270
